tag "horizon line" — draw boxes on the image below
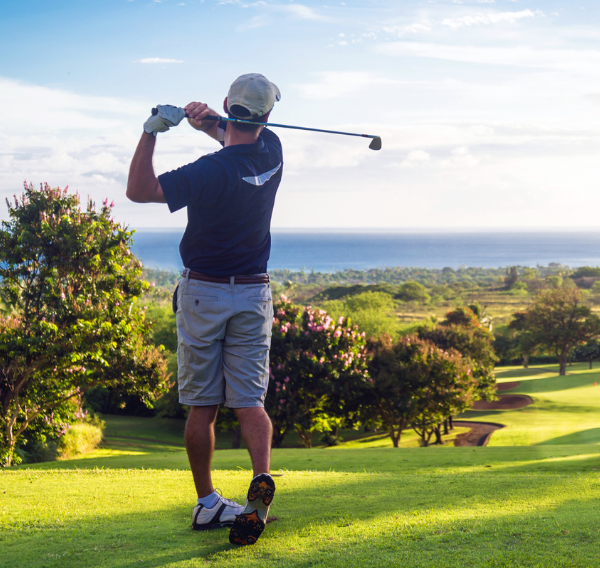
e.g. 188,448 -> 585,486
132,226 -> 600,233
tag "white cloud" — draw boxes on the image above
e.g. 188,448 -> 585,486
237,3 -> 329,30
440,147 -> 479,169
441,9 -> 537,30
382,23 -> 432,36
0,77 -> 210,227
376,41 -> 600,74
401,150 -> 431,168
582,93 -> 600,106
293,71 -> 398,100
282,4 -> 327,21
138,58 -> 184,64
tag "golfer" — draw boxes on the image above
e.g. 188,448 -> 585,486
126,73 -> 282,546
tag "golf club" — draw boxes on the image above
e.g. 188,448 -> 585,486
151,107 -> 382,150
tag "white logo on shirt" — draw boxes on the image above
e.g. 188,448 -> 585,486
242,163 -> 282,186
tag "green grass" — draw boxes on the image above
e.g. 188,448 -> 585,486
2,364 -> 600,567
462,362 -> 600,446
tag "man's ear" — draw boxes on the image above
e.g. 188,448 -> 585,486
223,97 -> 228,115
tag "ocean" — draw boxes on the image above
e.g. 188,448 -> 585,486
130,229 -> 600,273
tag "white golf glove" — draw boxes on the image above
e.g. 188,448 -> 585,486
143,105 -> 186,136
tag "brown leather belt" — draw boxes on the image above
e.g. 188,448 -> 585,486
184,269 -> 269,285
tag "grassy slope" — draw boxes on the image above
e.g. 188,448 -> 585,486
463,362 -> 600,446
2,365 -> 600,568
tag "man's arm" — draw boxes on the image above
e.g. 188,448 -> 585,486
126,132 -> 166,203
185,102 -> 222,141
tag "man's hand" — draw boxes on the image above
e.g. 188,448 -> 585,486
185,102 -> 220,133
143,105 -> 186,136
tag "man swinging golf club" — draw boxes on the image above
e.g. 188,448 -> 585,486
126,73 -> 282,546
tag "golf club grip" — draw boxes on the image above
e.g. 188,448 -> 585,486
151,107 -> 189,117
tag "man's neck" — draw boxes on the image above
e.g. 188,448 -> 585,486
224,126 -> 262,147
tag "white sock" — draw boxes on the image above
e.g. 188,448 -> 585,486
197,491 -> 219,509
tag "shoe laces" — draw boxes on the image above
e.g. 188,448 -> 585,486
214,488 -> 240,508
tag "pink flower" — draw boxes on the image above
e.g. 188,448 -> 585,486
284,377 -> 290,383
338,316 -> 344,325
60,292 -> 66,300
110,201 -> 115,207
279,398 -> 285,404
333,329 -> 342,338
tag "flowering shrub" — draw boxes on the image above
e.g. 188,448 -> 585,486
0,183 -> 168,466
267,296 -> 369,448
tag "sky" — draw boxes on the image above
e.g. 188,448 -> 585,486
1,0 -> 600,230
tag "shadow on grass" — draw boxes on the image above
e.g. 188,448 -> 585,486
17,444 -> 600,477
3,468 -> 600,568
495,372 -> 600,395
495,368 -> 552,379
535,428 -> 600,446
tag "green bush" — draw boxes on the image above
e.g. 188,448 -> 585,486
14,439 -> 59,464
58,419 -> 105,459
395,281 -> 430,303
321,291 -> 400,340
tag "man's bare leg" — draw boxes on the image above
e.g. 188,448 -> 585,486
229,407 -> 274,546
185,404 -> 219,498
234,407 -> 272,476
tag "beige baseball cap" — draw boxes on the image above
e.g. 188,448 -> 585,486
227,73 -> 281,119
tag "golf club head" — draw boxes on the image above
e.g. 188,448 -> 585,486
369,137 -> 382,151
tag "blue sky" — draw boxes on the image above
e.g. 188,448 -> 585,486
2,0 -> 600,229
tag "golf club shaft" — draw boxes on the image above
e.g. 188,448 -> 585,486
151,107 -> 380,141
202,115 -> 379,141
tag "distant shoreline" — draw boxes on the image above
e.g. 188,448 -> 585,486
130,230 -> 600,273
133,227 -> 600,234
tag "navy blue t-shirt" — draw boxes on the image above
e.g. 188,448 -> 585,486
158,127 -> 283,276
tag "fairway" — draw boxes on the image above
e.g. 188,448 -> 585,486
2,365 -> 600,568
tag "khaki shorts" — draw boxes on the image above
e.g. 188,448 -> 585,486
175,274 -> 273,408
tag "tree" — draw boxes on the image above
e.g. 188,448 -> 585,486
515,288 -> 600,375
395,281 -> 430,304
504,266 -> 518,289
366,336 -> 475,447
572,340 -> 600,369
0,183 -> 169,466
267,296 -> 369,448
572,266 -> 600,279
508,311 -> 539,368
419,307 -> 498,403
546,276 -> 562,289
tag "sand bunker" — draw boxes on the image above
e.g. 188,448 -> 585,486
497,381 -> 520,391
472,394 -> 533,410
453,421 -> 505,447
